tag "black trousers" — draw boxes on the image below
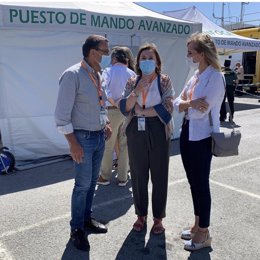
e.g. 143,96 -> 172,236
180,120 -> 212,228
220,86 -> 235,120
126,116 -> 170,218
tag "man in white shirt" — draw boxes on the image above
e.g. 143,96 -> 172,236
235,62 -> 244,81
98,47 -> 136,186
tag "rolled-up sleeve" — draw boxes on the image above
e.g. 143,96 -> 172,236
55,71 -> 77,134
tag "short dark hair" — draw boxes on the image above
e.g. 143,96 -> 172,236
224,59 -> 231,68
111,47 -> 127,65
82,35 -> 108,57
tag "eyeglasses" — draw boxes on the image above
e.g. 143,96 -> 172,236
96,48 -> 110,55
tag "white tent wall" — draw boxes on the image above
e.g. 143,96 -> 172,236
0,2 -> 201,160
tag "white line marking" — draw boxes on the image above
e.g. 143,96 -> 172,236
211,156 -> 260,173
0,214 -> 69,239
210,180 -> 260,200
0,157 -> 259,239
0,242 -> 14,260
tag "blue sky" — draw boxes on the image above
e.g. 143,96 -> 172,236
136,2 -> 260,27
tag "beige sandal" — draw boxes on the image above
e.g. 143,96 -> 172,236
184,230 -> 212,251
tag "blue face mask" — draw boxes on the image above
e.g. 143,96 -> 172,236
139,60 -> 156,75
100,55 -> 111,70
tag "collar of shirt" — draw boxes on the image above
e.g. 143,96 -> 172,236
82,59 -> 97,75
195,65 -> 215,82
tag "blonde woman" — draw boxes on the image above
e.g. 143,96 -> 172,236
174,33 -> 225,251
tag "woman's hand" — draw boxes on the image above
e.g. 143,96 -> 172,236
190,97 -> 209,112
135,103 -> 144,116
134,78 -> 149,96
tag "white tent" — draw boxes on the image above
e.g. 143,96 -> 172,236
164,6 -> 260,54
0,1 -> 201,160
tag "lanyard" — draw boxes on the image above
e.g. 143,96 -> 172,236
141,74 -> 157,109
81,61 -> 104,107
188,77 -> 199,100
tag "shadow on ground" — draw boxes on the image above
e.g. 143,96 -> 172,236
61,239 -> 90,260
187,247 -> 212,260
0,160 -> 74,195
116,229 -> 167,260
92,172 -> 133,223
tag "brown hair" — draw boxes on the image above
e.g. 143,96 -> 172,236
135,43 -> 161,75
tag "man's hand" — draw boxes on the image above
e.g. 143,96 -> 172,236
70,142 -> 84,164
65,133 -> 84,164
105,124 -> 112,140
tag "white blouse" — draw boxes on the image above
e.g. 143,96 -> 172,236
136,78 -> 161,108
174,65 -> 225,141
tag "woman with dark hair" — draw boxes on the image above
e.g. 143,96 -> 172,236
120,43 -> 175,234
174,32 -> 225,251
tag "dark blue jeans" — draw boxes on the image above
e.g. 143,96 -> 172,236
70,129 -> 105,231
180,120 -> 212,228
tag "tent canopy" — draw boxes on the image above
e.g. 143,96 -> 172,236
164,6 -> 260,54
0,1 -> 201,160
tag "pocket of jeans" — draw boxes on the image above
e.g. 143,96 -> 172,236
74,131 -> 90,144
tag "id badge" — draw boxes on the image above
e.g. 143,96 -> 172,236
100,108 -> 108,127
137,117 -> 145,131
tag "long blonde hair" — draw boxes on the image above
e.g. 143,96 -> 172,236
187,32 -> 221,71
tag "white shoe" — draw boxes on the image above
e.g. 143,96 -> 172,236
184,236 -> 212,251
118,180 -> 128,187
181,229 -> 196,240
97,176 -> 110,186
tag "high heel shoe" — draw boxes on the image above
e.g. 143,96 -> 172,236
180,229 -> 196,240
184,231 -> 212,251
133,216 -> 147,232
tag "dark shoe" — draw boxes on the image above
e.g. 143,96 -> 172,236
151,218 -> 165,235
85,218 -> 108,233
133,216 -> 147,232
70,229 -> 90,251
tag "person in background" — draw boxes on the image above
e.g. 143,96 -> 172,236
113,46 -> 136,168
174,32 -> 225,251
234,62 -> 244,81
220,59 -> 238,122
55,35 -> 112,251
120,43 -> 174,235
234,62 -> 244,96
122,46 -> 136,72
98,46 -> 136,186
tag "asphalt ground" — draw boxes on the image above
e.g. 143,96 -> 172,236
0,95 -> 259,260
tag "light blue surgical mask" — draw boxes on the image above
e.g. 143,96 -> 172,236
139,60 -> 156,75
100,55 -> 111,69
